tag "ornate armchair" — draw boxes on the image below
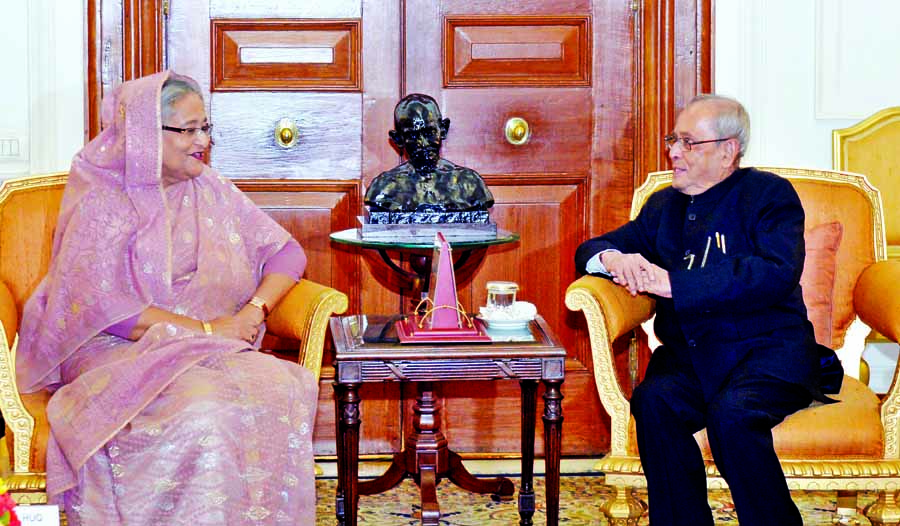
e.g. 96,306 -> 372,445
0,173 -> 348,503
566,167 -> 900,525
834,107 -> 900,260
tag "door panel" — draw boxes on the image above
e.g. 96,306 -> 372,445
467,177 -> 587,358
440,89 -> 592,175
439,368 -> 603,454
404,0 -> 614,455
210,93 -> 362,179
208,1 -> 360,19
444,16 -> 591,88
210,19 -> 362,91
239,181 -> 361,323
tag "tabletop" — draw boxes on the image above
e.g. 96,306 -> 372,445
330,314 -> 566,384
329,227 -> 519,251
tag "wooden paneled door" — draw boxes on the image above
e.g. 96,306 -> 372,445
87,0 -> 711,459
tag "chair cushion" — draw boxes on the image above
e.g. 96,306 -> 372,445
800,221 -> 843,348
626,376 -> 883,460
693,375 -> 882,460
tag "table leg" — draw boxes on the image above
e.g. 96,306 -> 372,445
333,386 -> 345,525
405,382 -> 448,521
335,382 -> 361,526
340,380 -> 517,525
518,380 -> 538,525
420,466 -> 441,525
358,451 -> 408,495
446,451 -> 514,499
542,379 -> 564,526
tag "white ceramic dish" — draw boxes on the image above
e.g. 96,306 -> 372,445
480,317 -> 532,331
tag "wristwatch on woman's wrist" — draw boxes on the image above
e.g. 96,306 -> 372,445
248,296 -> 269,316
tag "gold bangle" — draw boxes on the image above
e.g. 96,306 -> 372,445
248,296 -> 269,316
201,320 -> 213,335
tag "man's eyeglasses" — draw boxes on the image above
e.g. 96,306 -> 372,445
664,133 -> 731,151
162,124 -> 213,138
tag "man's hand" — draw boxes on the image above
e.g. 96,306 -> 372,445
640,262 -> 672,298
601,252 -> 672,298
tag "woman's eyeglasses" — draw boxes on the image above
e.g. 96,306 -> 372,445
162,124 -> 213,138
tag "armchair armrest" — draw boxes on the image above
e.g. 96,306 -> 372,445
565,275 -> 656,342
266,279 -> 348,381
854,260 -> 900,342
565,275 -> 656,456
854,260 -> 900,449
0,281 -> 47,477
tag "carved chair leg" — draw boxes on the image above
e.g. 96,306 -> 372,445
600,485 -> 646,526
864,490 -> 900,526
835,490 -> 858,523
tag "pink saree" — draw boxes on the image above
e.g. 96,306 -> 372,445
16,72 -> 318,524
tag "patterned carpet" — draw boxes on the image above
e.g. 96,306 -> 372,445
315,475 -> 875,525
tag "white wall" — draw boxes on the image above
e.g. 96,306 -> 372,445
715,0 -> 900,169
0,0 -> 85,180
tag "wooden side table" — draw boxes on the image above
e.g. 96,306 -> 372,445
331,314 -> 565,526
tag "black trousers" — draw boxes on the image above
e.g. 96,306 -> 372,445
630,346 -> 812,526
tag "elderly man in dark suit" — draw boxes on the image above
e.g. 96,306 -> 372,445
575,94 -> 841,526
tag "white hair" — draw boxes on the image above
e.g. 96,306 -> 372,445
688,94 -> 750,159
160,78 -> 202,123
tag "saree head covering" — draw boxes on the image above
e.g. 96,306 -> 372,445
15,71 -> 317,524
18,71 -> 181,392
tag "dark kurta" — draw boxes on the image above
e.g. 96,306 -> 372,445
576,167 -> 823,400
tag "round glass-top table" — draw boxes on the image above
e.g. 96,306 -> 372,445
330,227 -> 519,299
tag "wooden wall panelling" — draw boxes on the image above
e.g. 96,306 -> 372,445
86,0 -> 102,139
211,19 -> 362,91
466,175 -> 588,361
441,0 -> 592,16
87,0 -> 126,141
635,0 -> 713,187
166,0 -> 213,99
404,0 -> 607,456
209,1 -> 361,18
236,179 -> 362,303
439,365 -> 607,455
209,92 -> 362,180
444,15 -> 591,87
123,0 -> 163,80
438,89 -> 592,176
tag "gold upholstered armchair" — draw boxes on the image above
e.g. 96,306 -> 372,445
834,107 -> 900,260
0,173 -> 348,503
566,167 -> 900,525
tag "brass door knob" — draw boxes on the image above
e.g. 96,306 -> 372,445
274,118 -> 299,149
504,117 -> 530,146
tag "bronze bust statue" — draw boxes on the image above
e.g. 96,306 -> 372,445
365,94 -> 494,215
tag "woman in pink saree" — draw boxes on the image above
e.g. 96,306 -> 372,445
15,71 -> 318,524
